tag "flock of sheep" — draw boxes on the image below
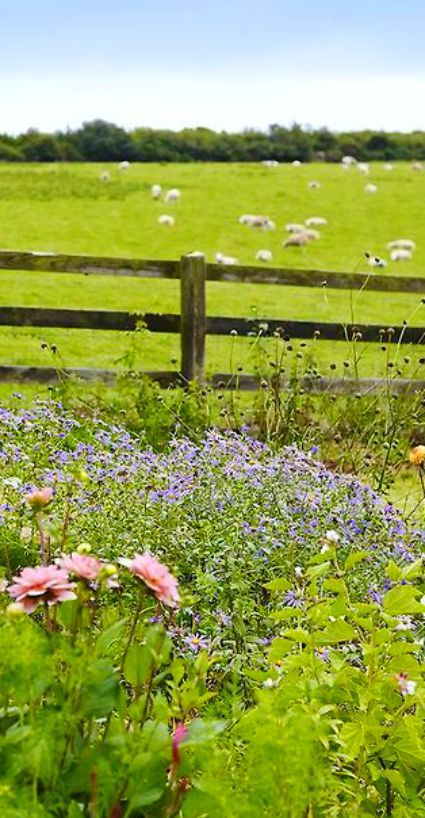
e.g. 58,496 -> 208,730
99,158 -> 420,268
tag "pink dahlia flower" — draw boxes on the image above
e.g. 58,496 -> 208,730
120,552 -> 180,608
8,565 -> 76,613
26,487 -> 54,510
57,553 -> 118,587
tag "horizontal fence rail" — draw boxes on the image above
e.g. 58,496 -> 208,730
0,249 -> 425,293
0,306 -> 423,345
1,366 -> 425,396
0,250 -> 425,391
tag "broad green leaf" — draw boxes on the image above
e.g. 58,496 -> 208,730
268,637 -> 294,662
345,551 -> 369,570
321,619 -> 356,644
264,578 -> 291,591
340,721 -> 365,759
124,644 -> 153,688
383,585 -> 423,615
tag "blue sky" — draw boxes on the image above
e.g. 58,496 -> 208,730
1,0 -> 425,133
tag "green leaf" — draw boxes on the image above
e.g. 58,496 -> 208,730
270,608 -> 303,621
340,721 -> 365,760
264,578 -> 291,591
385,560 -> 403,581
306,561 -> 331,580
320,619 -> 356,644
401,558 -> 423,581
268,638 -> 294,662
344,551 -> 369,570
128,788 -> 164,812
124,644 -> 153,688
383,585 -> 423,615
323,578 -> 347,595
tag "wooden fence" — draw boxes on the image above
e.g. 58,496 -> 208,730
1,249 -> 425,393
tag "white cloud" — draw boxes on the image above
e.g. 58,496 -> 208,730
1,70 -> 424,133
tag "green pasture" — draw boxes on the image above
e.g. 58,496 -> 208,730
0,161 -> 425,375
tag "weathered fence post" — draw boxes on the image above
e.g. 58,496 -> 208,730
180,252 -> 206,384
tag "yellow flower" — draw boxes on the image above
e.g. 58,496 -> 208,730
408,445 -> 425,466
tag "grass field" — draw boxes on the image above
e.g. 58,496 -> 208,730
1,161 -> 425,376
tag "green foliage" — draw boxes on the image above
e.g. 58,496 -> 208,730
4,121 -> 425,162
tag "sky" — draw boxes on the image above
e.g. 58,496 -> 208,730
1,0 -> 425,134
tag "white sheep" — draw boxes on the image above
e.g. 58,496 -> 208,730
390,249 -> 412,261
158,214 -> 175,226
305,216 -> 327,227
384,163 -> 394,171
239,215 -> 274,229
165,188 -> 181,202
368,256 -> 387,268
282,233 -> 308,248
216,252 -> 239,265
292,160 -> 302,166
358,162 -> 370,175
100,171 -> 111,183
364,183 -> 377,193
342,155 -> 357,166
412,162 -> 423,171
302,228 -> 320,240
387,239 -> 416,251
261,160 -> 279,167
255,250 -> 273,262
285,222 -> 306,233
308,180 -> 321,189
151,184 -> 162,199
119,160 -> 130,170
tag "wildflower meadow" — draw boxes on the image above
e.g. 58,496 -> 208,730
0,400 -> 423,816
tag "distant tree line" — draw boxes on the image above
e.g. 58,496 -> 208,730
2,120 -> 425,163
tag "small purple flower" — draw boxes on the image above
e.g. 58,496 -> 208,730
183,633 -> 210,653
369,586 -> 382,605
283,589 -> 304,608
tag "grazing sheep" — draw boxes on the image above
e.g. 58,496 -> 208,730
302,228 -> 320,241
308,180 -> 321,189
387,239 -> 416,251
292,160 -> 302,166
255,249 -> 273,262
165,188 -> 181,202
305,216 -> 327,227
100,171 -> 111,183
282,233 -> 308,248
285,222 -> 306,233
412,162 -> 423,171
119,160 -> 130,170
158,214 -> 175,226
261,160 -> 279,167
390,249 -> 412,261
342,155 -> 357,166
151,184 -> 162,199
384,163 -> 394,171
358,162 -> 370,175
368,256 -> 387,268
216,252 -> 239,265
364,183 -> 377,193
239,214 -> 274,229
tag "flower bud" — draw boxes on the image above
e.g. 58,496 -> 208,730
76,542 -> 92,555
